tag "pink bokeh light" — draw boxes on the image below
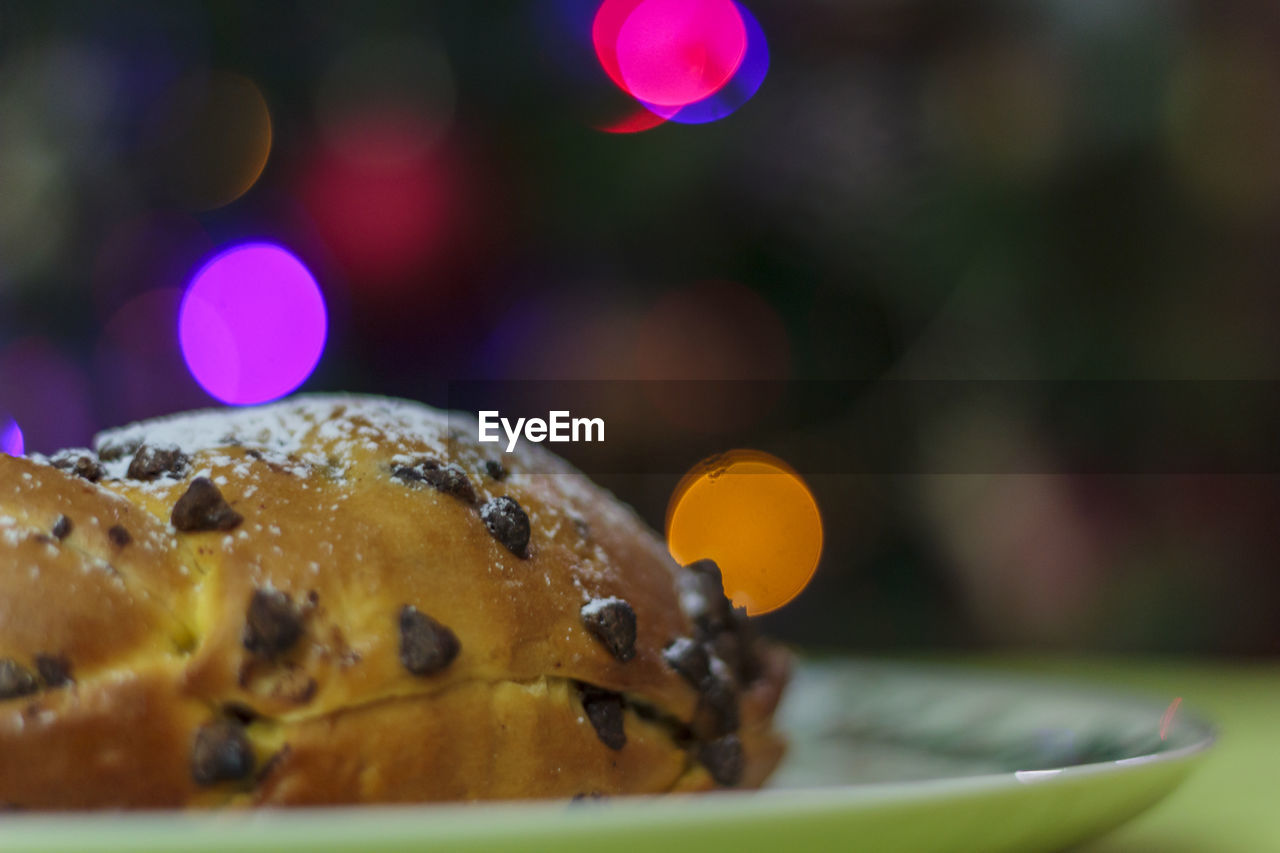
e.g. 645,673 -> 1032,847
179,243 -> 327,405
591,0 -> 645,95
641,1 -> 768,124
0,418 -> 22,456
595,0 -> 747,108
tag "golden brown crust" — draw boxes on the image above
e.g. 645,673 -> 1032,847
0,664 -> 208,809
0,395 -> 787,808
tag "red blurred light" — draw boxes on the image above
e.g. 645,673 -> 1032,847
325,109 -> 444,170
300,117 -> 457,289
632,279 -> 791,433
634,279 -> 791,381
598,104 -> 670,134
592,0 -> 646,94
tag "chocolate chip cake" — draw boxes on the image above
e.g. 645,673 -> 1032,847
0,395 -> 788,808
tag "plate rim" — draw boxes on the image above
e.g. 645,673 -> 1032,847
0,660 -> 1218,848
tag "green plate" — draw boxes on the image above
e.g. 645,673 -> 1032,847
0,660 -> 1213,853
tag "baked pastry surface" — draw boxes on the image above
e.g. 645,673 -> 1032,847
0,395 -> 787,808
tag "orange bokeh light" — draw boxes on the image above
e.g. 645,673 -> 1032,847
151,71 -> 273,211
666,450 -> 823,615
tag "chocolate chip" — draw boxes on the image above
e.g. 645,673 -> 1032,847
699,606 -> 762,686
725,606 -> 763,684
696,666 -> 740,737
578,684 -> 626,750
683,561 -> 762,683
483,459 -> 507,481
96,437 -> 141,463
398,605 -> 460,676
663,638 -> 711,688
422,464 -> 477,505
220,702 -> 261,725
243,589 -> 303,659
580,598 -> 636,662
698,734 -> 744,787
51,515 -> 72,540
171,477 -> 243,532
0,659 -> 38,700
49,450 -> 104,483
191,720 -> 255,786
391,458 -> 441,482
686,559 -> 735,635
480,496 -> 530,558
127,444 -> 189,480
107,524 -> 132,547
665,639 -> 739,737
34,654 -> 72,688
391,465 -> 424,483
393,459 -> 476,504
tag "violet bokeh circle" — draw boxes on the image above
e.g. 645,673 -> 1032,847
179,243 -> 327,406
0,418 -> 22,456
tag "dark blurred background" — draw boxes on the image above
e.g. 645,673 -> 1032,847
2,0 -> 1280,655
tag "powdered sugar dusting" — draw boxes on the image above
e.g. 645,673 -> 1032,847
580,595 -> 627,616
677,569 -> 711,623
29,393 -> 705,638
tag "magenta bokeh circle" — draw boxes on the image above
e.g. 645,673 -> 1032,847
179,243 -> 328,405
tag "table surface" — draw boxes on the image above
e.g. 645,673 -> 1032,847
964,656 -> 1278,852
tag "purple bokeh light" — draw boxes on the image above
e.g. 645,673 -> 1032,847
641,2 -> 768,124
179,243 -> 327,406
0,419 -> 22,456
97,287 -> 214,424
0,337 -> 95,454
